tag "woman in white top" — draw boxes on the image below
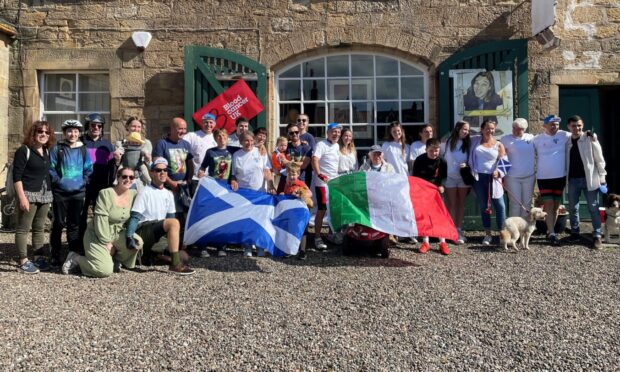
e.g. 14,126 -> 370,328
381,121 -> 410,175
500,118 -> 535,218
441,120 -> 471,244
407,124 -> 433,173
470,119 -> 507,245
338,128 -> 358,174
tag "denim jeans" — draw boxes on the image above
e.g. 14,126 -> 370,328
473,173 -> 506,231
568,177 -> 602,238
50,192 -> 85,259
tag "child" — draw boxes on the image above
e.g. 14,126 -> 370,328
412,138 -> 450,255
120,132 -> 151,187
271,136 -> 288,186
281,162 -> 313,260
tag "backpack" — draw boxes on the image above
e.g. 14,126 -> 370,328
5,146 -> 30,198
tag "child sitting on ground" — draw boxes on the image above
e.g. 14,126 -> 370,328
412,138 -> 450,255
281,162 -> 313,260
271,136 -> 288,186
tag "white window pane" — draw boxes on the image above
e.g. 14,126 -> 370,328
352,102 -> 373,123
280,65 -> 300,78
328,102 -> 349,123
278,80 -> 301,101
351,55 -> 373,76
45,74 -> 75,92
326,55 -> 349,77
45,92 -> 76,111
79,74 -> 109,91
351,78 -> 373,100
401,77 -> 424,100
303,58 -> 324,77
79,93 -> 110,111
400,62 -> 423,76
376,78 -> 398,100
303,79 -> 325,101
327,79 -> 349,100
376,56 -> 398,76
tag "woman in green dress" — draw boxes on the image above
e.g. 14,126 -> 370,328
62,167 -> 141,277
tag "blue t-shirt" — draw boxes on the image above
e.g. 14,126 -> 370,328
285,142 -> 312,178
200,146 -> 240,180
153,137 -> 193,181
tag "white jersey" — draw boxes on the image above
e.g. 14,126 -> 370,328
533,130 -> 570,180
313,139 -> 340,187
441,140 -> 468,178
381,141 -> 410,175
131,184 -> 176,223
232,147 -> 270,191
183,130 -> 217,177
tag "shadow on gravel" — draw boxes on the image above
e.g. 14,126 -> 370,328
190,254 -> 266,273
0,242 -> 18,267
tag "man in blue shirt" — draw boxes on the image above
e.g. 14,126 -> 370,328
152,117 -> 194,219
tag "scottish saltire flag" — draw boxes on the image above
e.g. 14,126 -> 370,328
328,173 -> 458,241
497,156 -> 512,175
184,177 -> 310,256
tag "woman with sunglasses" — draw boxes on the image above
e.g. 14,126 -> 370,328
12,121 -> 56,274
62,167 -> 141,277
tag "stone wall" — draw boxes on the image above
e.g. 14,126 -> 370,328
0,30 -> 14,184
0,0 -> 618,155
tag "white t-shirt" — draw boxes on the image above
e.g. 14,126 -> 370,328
381,141 -> 410,175
183,130 -> 217,177
313,140 -> 340,187
228,133 -> 240,147
533,130 -> 570,180
408,141 -> 426,162
232,147 -> 270,190
500,133 -> 535,178
338,151 -> 358,174
441,140 -> 468,178
132,184 -> 176,223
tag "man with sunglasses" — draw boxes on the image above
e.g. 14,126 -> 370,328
296,114 -> 316,186
276,122 -> 312,192
125,158 -> 195,275
79,113 -> 117,244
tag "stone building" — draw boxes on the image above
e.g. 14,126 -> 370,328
0,0 -> 619,191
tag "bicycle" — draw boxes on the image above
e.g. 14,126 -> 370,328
0,162 -> 16,217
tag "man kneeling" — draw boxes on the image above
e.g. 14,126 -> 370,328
125,158 -> 195,275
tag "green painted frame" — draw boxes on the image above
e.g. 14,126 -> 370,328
183,46 -> 268,131
437,39 -> 528,136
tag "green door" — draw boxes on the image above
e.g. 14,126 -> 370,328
183,46 -> 268,131
437,40 -> 528,230
559,87 -> 601,218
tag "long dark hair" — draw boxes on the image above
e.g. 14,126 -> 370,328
385,121 -> 407,155
467,71 -> 497,102
448,120 -> 470,153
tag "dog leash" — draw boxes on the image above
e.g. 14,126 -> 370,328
494,178 -> 530,214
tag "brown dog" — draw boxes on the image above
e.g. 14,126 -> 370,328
500,207 -> 547,251
604,193 -> 620,244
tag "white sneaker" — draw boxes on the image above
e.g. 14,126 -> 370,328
200,249 -> 210,258
482,235 -> 492,246
456,229 -> 466,245
61,251 -> 79,275
217,250 -> 227,257
243,246 -> 253,257
409,237 -> 418,244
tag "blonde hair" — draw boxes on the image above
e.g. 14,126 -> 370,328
338,127 -> 356,155
276,136 -> 288,146
286,162 -> 301,175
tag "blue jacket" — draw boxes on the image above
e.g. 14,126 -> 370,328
49,141 -> 93,194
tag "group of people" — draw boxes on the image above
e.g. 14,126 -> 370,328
11,110 -> 607,276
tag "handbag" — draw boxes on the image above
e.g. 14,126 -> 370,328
460,150 -> 475,186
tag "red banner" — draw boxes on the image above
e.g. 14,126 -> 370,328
192,80 -> 264,134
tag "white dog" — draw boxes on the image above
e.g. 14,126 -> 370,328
500,207 -> 548,251
604,194 -> 620,244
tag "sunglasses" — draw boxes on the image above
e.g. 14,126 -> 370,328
120,174 -> 135,180
90,123 -> 103,128
297,119 -> 308,123
288,131 -> 299,135
153,168 -> 168,173
36,130 -> 50,135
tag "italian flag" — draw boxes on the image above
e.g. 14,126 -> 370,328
328,172 -> 458,240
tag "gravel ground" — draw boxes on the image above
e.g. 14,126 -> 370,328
0,231 -> 619,371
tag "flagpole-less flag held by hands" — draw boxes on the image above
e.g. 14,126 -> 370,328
192,80 -> 264,134
328,172 -> 458,241
184,177 -> 310,256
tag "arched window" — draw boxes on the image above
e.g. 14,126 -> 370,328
276,53 -> 428,148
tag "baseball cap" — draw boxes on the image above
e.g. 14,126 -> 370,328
369,144 -> 383,154
151,158 -> 168,170
202,113 -> 216,121
327,122 -> 342,131
543,115 -> 561,124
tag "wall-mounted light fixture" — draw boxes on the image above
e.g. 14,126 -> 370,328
131,31 -> 152,52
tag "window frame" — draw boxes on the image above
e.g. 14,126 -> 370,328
39,71 -> 111,134
275,52 -> 429,148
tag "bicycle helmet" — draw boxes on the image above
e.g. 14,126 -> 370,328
61,119 -> 83,131
84,113 -> 105,125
